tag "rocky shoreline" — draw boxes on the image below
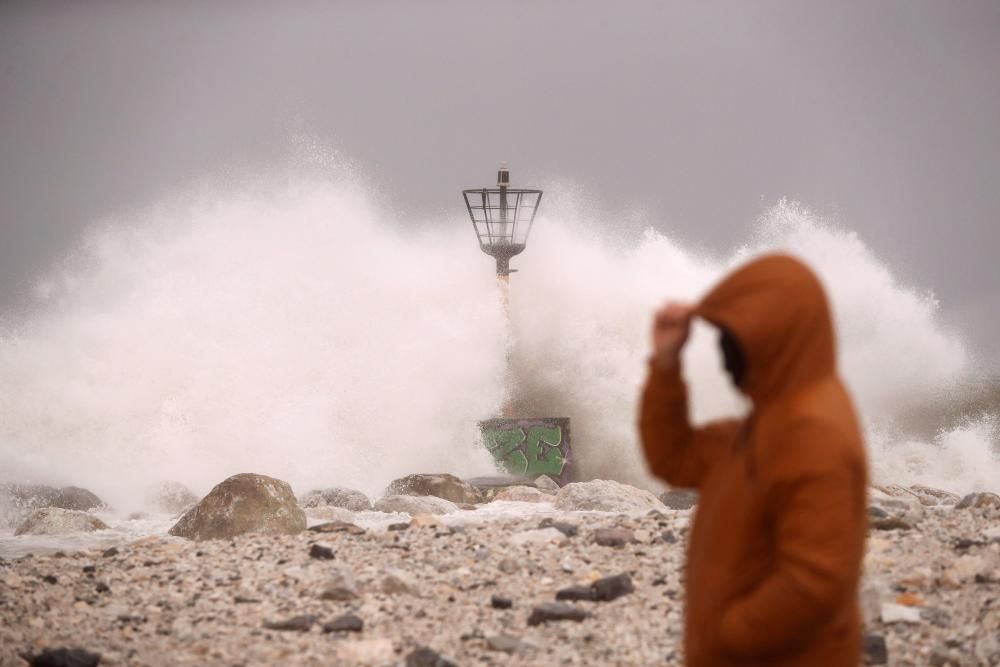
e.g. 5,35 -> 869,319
1,477 -> 998,666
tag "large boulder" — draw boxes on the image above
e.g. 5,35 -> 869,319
374,494 -> 459,515
0,482 -> 60,528
299,487 -> 372,512
554,479 -> 667,514
14,507 -> 110,536
384,474 -> 483,505
146,481 -> 200,514
168,473 -> 306,541
51,486 -> 106,511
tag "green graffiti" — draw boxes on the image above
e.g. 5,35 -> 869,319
483,424 -> 566,477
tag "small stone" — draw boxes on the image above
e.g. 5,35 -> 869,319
322,613 -> 364,633
880,602 -> 921,623
527,602 -> 591,625
42,574 -> 57,584
263,614 -> 317,632
95,582 -> 110,594
871,516 -> 913,531
497,557 -> 519,574
309,543 -> 335,560
21,647 -> 102,667
486,635 -> 531,654
920,607 -> 950,627
661,530 -> 677,544
405,647 -> 457,667
538,518 -> 578,537
594,527 -> 636,547
101,547 -> 119,558
660,489 -> 698,510
380,569 -> 420,596
490,594 -> 513,609
387,522 -> 411,531
410,513 -> 442,528
308,521 -> 365,535
319,569 -> 359,601
894,592 -> 922,607
299,487 -> 372,511
863,634 -> 888,665
592,573 -> 635,602
555,585 -> 597,602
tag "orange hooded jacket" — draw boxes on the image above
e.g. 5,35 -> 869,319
640,254 -> 869,667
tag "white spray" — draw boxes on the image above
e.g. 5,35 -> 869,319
0,174 -> 994,510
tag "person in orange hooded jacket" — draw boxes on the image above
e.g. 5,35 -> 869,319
640,254 -> 869,667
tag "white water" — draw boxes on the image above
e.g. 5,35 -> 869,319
0,171 -> 996,521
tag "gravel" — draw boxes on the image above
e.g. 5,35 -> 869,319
0,497 -> 997,666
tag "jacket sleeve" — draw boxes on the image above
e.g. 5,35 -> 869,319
639,360 -> 739,489
719,420 -> 867,657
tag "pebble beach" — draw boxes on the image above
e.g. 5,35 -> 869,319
1,477 -> 999,667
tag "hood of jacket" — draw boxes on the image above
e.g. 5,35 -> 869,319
695,253 -> 836,404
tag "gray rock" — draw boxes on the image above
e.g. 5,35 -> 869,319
534,475 -> 560,492
908,484 -> 961,506
594,527 -> 637,547
309,543 -> 335,560
592,573 -> 635,601
308,520 -> 365,535
955,491 -> 1000,510
466,475 -> 538,501
384,474 -> 483,505
380,568 -> 420,596
486,635 -> 531,654
527,602 -> 590,625
537,518 -> 578,537
492,486 -> 553,502
168,473 -> 306,541
374,494 -> 458,515
51,486 -> 105,512
0,483 -> 60,527
145,481 -> 199,514
323,613 -> 364,633
299,487 -> 372,511
405,647 -> 456,667
14,508 -> 110,536
554,479 -> 667,513
490,594 -> 512,609
263,614 -> 317,632
320,569 -> 359,601
660,489 -> 698,510
21,647 -> 101,667
863,634 -> 888,665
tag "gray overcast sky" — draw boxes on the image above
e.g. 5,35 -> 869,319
2,1 -> 998,367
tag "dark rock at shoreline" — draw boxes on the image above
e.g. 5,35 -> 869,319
168,473 -> 306,541
14,508 -> 109,536
385,474 -> 483,505
299,487 -> 372,512
51,487 -> 105,512
308,520 -> 365,535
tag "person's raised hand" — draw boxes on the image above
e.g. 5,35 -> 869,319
651,302 -> 694,369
